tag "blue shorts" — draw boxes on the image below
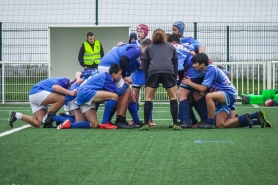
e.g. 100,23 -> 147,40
132,69 -> 146,87
215,91 -> 236,115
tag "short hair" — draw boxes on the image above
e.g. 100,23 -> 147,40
87,32 -> 94,37
167,34 -> 180,43
152,29 -> 166,44
191,53 -> 209,66
109,64 -> 122,74
141,39 -> 152,47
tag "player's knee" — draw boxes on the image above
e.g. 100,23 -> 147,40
111,93 -> 118,101
205,93 -> 213,101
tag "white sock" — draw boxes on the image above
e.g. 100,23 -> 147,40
42,113 -> 48,123
15,112 -> 22,120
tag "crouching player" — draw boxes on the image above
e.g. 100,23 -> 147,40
182,53 -> 271,128
58,64 -> 130,129
8,77 -> 77,128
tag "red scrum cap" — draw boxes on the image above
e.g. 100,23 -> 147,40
137,24 -> 149,37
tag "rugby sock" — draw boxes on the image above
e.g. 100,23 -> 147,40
15,112 -> 22,120
238,115 -> 249,127
102,99 -> 117,123
115,115 -> 123,123
195,97 -> 208,121
61,114 -> 75,119
180,99 -> 190,124
137,103 -> 139,111
52,115 -> 75,123
207,118 -> 216,125
109,108 -> 116,122
249,112 -> 258,119
128,102 -> 141,124
149,102 -> 153,120
170,100 -> 178,125
70,121 -> 90,128
122,117 -> 127,123
144,101 -> 152,125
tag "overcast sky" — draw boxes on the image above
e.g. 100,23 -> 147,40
0,0 -> 277,23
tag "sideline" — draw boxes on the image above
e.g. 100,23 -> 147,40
0,125 -> 31,138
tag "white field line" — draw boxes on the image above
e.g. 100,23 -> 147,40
0,125 -> 31,138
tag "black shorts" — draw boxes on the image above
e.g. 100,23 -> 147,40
145,73 -> 177,89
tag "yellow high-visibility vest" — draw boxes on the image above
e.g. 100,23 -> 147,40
83,40 -> 101,65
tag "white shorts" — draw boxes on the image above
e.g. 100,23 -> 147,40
78,95 -> 96,113
98,65 -> 124,88
29,90 -> 51,113
67,98 -> 79,111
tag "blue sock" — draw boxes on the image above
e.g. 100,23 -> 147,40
238,115 -> 248,127
70,121 -> 90,128
52,115 -> 75,123
102,99 -> 117,123
178,110 -> 182,122
207,118 -> 216,125
180,99 -> 190,124
195,97 -> 208,122
250,112 -> 258,119
128,102 -> 141,124
149,102 -> 153,120
62,114 -> 75,119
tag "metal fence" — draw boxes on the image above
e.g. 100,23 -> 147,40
1,61 -> 277,104
1,22 -> 278,62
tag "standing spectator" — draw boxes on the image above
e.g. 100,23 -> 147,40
140,29 -> 180,131
129,32 -> 137,44
78,32 -> 104,70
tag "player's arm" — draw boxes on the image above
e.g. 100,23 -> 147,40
115,83 -> 129,96
182,77 -> 208,92
78,44 -> 85,67
75,71 -> 84,85
53,78 -> 78,96
143,48 -> 150,79
52,85 -> 77,96
172,49 -> 178,77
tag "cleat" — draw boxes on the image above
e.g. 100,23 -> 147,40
99,122 -> 118,129
257,110 -> 272,128
245,113 -> 253,128
199,123 -> 215,129
197,121 -> 207,128
148,120 -> 156,126
128,123 -> 140,128
139,124 -> 149,131
115,121 -> 133,129
57,119 -> 71,129
169,120 -> 180,128
8,111 -> 17,128
173,124 -> 182,130
42,111 -> 55,128
180,122 -> 192,129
